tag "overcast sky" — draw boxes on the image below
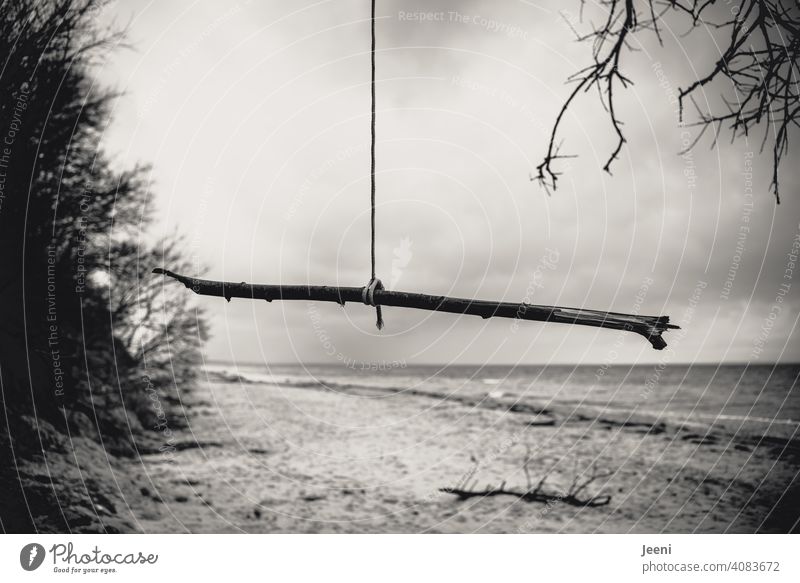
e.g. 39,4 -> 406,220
96,0 -> 799,366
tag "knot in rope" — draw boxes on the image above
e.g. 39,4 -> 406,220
362,277 -> 384,330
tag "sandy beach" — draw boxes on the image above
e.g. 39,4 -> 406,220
116,369 -> 799,534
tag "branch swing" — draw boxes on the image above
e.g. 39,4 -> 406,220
155,0 -> 678,350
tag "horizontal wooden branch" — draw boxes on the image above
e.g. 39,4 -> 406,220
153,268 -> 678,349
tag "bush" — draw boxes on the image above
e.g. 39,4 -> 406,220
0,0 -> 207,449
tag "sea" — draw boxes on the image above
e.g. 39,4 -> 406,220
203,362 -> 800,439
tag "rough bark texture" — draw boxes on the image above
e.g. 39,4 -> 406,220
154,268 -> 678,349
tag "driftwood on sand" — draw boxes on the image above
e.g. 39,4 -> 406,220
440,452 -> 613,508
153,269 -> 677,349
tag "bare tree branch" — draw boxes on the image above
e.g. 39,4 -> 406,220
441,451 -> 614,508
153,268 -> 679,349
537,0 -> 799,203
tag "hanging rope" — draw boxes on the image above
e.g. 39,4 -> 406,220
364,0 -> 384,330
153,0 -> 679,351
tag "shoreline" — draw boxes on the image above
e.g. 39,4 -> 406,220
127,373 -> 799,533
8,368 -> 795,534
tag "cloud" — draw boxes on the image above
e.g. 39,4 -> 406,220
99,0 -> 798,364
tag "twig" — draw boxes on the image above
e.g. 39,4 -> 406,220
440,454 -> 613,508
538,0 -> 797,202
